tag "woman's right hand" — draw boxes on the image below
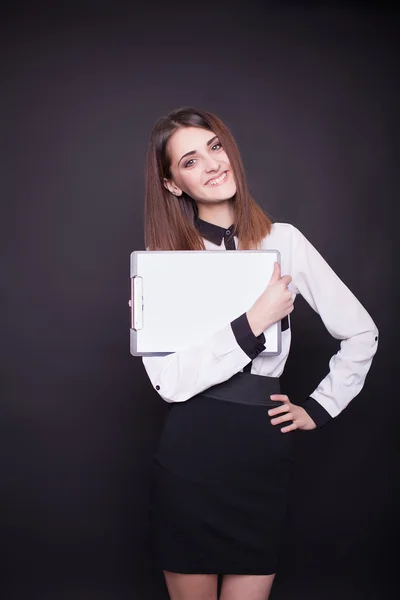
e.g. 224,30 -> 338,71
246,262 -> 294,336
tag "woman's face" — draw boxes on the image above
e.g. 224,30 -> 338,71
164,126 -> 237,204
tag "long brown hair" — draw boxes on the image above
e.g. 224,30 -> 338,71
144,107 -> 273,250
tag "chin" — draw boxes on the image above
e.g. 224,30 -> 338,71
213,186 -> 237,200
207,183 -> 237,199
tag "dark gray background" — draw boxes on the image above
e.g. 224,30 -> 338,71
1,1 -> 398,598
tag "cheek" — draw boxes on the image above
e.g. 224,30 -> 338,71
221,152 -> 235,179
179,170 -> 202,192
222,151 -> 231,166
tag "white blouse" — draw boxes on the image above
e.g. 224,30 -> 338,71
142,221 -> 378,427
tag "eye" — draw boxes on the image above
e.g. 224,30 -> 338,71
211,142 -> 222,151
184,158 -> 196,168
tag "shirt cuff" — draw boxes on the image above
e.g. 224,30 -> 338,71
230,313 -> 266,360
301,396 -> 333,428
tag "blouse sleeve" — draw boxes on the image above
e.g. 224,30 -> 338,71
288,224 -> 379,426
142,313 -> 266,403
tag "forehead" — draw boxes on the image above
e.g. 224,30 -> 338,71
168,126 -> 215,160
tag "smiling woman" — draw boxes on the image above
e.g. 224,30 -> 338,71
141,107 -> 379,600
144,107 -> 272,251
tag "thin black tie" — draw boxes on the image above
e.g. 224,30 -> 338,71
224,231 -> 236,251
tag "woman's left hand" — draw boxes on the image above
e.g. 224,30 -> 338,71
268,394 -> 317,433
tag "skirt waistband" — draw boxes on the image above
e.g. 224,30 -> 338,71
197,372 -> 281,407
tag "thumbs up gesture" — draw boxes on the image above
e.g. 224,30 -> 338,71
246,262 -> 294,336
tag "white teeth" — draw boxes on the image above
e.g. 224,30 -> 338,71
207,171 -> 227,186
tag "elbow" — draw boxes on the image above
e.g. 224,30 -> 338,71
149,370 -> 192,403
371,323 -> 379,355
358,323 -> 379,361
373,330 -> 379,358
340,324 -> 379,362
143,356 -> 190,403
152,370 -> 192,403
355,317 -> 379,353
360,324 -> 379,356
156,385 -> 191,404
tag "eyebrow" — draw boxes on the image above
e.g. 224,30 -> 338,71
177,135 -> 219,166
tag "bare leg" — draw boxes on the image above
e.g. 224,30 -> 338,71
219,574 -> 276,600
163,571 -> 218,600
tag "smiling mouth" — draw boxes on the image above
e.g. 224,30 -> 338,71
205,171 -> 228,186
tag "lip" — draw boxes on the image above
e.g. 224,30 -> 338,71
205,170 -> 229,187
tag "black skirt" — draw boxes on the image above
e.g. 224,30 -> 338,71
149,372 -> 294,575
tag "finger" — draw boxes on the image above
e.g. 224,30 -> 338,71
268,262 -> 281,284
268,404 -> 290,417
284,290 -> 293,303
280,274 -> 292,286
270,412 -> 293,426
281,422 -> 298,434
270,394 -> 290,402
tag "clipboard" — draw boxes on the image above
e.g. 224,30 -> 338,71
130,250 -> 282,356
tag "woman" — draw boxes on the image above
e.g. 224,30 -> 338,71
142,107 -> 378,600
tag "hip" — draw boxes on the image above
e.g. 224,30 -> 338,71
154,372 -> 294,480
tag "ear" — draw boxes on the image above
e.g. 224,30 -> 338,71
163,178 -> 183,197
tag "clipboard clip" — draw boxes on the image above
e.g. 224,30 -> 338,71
129,276 -> 143,330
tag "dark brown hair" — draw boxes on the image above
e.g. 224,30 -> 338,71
144,107 -> 272,250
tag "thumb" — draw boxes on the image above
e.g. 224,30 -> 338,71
268,261 -> 281,284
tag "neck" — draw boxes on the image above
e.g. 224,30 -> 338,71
197,200 -> 235,228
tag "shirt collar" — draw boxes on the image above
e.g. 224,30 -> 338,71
194,216 -> 236,246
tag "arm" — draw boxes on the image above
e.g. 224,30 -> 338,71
142,313 -> 266,403
289,224 -> 379,426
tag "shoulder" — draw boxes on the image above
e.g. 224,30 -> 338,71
261,222 -> 303,247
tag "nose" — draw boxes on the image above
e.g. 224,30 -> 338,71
204,154 -> 220,172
